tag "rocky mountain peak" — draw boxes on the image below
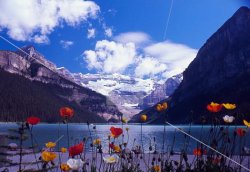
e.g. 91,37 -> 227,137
132,6 -> 250,124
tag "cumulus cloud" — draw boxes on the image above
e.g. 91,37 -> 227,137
114,32 -> 150,46
0,0 -> 100,43
87,28 -> 96,39
144,41 -> 198,78
84,40 -> 136,73
83,32 -> 198,80
135,57 -> 167,78
60,40 -> 74,49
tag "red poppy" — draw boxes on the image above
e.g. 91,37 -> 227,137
206,102 -> 223,113
59,107 -> 74,118
26,116 -> 41,125
69,142 -> 84,157
193,148 -> 206,156
236,128 -> 246,137
109,143 -> 115,149
110,127 -> 123,138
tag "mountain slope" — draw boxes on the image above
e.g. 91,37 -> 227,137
72,73 -> 154,118
132,6 -> 250,124
0,47 -> 121,122
140,74 -> 182,109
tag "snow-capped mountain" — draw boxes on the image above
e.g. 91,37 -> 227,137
72,73 -> 156,118
2,45 -> 182,120
71,73 -> 183,119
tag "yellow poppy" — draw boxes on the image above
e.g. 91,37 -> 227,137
60,163 -> 70,171
61,147 -> 67,153
121,117 -> 127,123
41,151 -> 57,162
141,114 -> 147,122
153,165 -> 160,172
45,142 -> 56,149
93,138 -> 101,145
162,102 -> 168,110
156,104 -> 163,112
222,103 -> 236,110
113,145 -> 121,153
243,120 -> 250,127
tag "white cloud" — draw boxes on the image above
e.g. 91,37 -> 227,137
83,32 -> 198,80
135,57 -> 167,78
60,40 -> 74,49
104,27 -> 113,37
0,0 -> 100,43
84,40 -> 136,73
87,28 -> 96,39
114,32 -> 150,46
144,41 -> 198,78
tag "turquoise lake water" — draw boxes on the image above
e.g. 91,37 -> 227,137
0,123 -> 248,154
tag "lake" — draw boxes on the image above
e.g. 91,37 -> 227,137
0,123 -> 249,154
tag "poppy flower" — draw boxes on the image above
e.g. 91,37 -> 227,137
103,154 -> 119,164
93,138 -> 101,145
223,115 -> 235,123
162,102 -> 168,110
153,165 -> 160,172
41,151 -> 57,162
236,128 -> 246,137
109,143 -> 114,149
45,142 -> 56,149
243,120 -> 250,128
222,103 -> 236,110
140,114 -> 147,122
60,163 -> 70,171
59,107 -> 74,118
110,127 -> 123,138
156,104 -> 163,112
121,117 -> 127,123
26,116 -> 40,125
69,142 -> 84,157
112,145 -> 121,153
206,102 -> 223,113
156,102 -> 168,112
193,148 -> 206,156
61,147 -> 67,153
67,158 -> 84,170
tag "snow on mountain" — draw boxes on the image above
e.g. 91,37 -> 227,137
11,46 -> 182,119
141,74 -> 183,108
72,73 -> 156,118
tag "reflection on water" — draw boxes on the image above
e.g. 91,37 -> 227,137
0,123 -> 248,154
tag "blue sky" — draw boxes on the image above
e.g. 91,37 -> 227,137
0,0 -> 249,80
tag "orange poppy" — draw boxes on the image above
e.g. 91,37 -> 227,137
41,151 -> 57,162
156,102 -> 168,112
110,127 -> 123,138
140,114 -> 147,122
60,163 -> 70,171
59,107 -> 74,118
69,142 -> 84,157
206,102 -> 222,113
26,116 -> 40,125
193,148 -> 206,156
